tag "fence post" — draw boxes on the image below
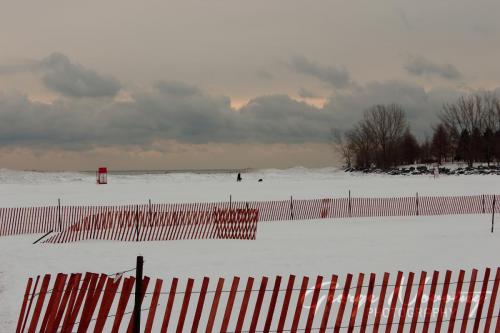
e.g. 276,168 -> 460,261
135,205 -> 139,242
482,194 -> 485,214
134,256 -> 144,333
148,199 -> 152,226
416,192 -> 419,216
290,196 -> 294,220
492,196 -> 496,233
348,190 -> 352,217
58,198 -> 62,232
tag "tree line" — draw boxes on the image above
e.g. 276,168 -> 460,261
335,92 -> 500,169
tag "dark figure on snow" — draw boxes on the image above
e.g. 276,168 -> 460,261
237,172 -> 242,182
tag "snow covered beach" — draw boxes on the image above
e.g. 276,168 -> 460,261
0,168 -> 499,331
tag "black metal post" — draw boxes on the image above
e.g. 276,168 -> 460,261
492,196 -> 496,234
149,199 -> 152,226
482,194 -> 485,214
416,192 -> 419,216
135,205 -> 139,242
348,190 -> 352,217
133,256 -> 144,333
290,196 -> 294,220
58,198 -> 62,232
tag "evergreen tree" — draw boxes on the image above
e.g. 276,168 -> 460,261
431,124 -> 450,164
400,128 -> 420,165
456,129 -> 473,167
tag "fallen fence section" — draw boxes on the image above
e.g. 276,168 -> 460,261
43,206 -> 259,243
16,267 -> 500,333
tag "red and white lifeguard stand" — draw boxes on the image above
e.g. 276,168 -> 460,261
96,167 -> 108,184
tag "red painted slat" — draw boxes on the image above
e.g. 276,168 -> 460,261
304,276 -> 323,333
373,272 -> 390,333
290,276 -> 309,333
422,271 -> 439,333
159,278 -> 179,333
460,269 -> 478,333
93,276 -> 122,333
385,271 -> 403,333
78,273 -> 108,333
319,275 -> 338,333
347,273 -> 364,333
235,277 -> 254,333
15,277 -> 32,333
447,270 -> 465,333
360,273 -> 376,333
396,272 -> 414,333
472,268 -> 490,333
125,276 -> 151,333
47,274 -> 75,332
262,275 -> 282,333
27,274 -> 51,333
249,276 -> 268,333
191,277 -> 210,333
483,268 -> 500,332
276,275 -> 294,333
20,276 -> 40,333
220,276 -> 240,333
334,273 -> 353,333
110,277 -> 135,333
435,270 -> 452,333
205,277 -> 225,333
176,278 -> 194,333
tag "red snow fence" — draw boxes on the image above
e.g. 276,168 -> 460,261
43,205 -> 259,243
0,194 -> 498,240
16,267 -> 500,332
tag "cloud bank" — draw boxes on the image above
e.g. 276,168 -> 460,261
404,55 -> 462,81
0,53 -> 476,154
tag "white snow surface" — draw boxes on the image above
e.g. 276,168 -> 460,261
0,168 -> 499,331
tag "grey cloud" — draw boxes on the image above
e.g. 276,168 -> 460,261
0,59 -> 39,75
289,56 -> 351,89
256,70 -> 274,80
0,53 -> 121,98
324,80 -> 462,138
40,53 -> 121,98
404,55 -> 462,81
395,7 -> 412,31
297,87 -> 318,99
155,80 -> 201,97
0,80 -> 469,149
237,95 -> 332,143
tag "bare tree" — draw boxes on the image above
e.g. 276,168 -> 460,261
331,129 -> 353,168
345,124 -> 373,169
361,104 -> 407,169
441,93 -> 500,141
340,104 -> 408,169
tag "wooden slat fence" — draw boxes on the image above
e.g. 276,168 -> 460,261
43,205 -> 259,243
15,267 -> 500,332
1,194 -> 498,239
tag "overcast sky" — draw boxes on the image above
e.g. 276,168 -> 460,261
1,0 -> 499,170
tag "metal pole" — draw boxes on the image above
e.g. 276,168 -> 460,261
416,192 -> 419,216
482,194 -> 485,214
492,196 -> 496,234
290,196 -> 294,220
135,205 -> 139,242
58,198 -> 62,232
348,190 -> 352,217
133,256 -> 144,333
148,199 -> 152,226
